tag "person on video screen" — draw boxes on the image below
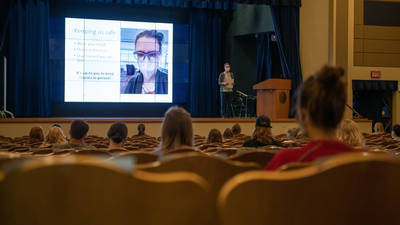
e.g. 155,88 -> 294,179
125,30 -> 168,94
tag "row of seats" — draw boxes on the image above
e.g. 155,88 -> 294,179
0,151 -> 399,225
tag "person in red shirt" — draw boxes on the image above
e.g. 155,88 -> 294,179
265,65 -> 361,171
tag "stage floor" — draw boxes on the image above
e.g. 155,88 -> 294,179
0,118 -> 372,138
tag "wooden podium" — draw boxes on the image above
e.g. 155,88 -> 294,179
253,79 -> 292,119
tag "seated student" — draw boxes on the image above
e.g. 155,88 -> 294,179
286,127 -> 302,140
132,123 -> 146,137
392,124 -> 400,141
28,126 -> 44,144
157,106 -> 194,152
42,126 -> 67,147
52,123 -> 62,128
243,116 -> 282,148
207,129 -> 223,144
374,122 -> 385,134
265,65 -> 361,171
223,128 -> 234,140
53,120 -> 95,151
107,122 -> 128,150
231,123 -> 242,137
337,119 -> 365,148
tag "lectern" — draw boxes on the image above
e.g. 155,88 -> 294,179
253,79 -> 292,119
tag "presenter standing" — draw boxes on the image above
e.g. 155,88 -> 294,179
219,63 -> 235,118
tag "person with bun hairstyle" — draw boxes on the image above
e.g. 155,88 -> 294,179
265,65 -> 361,171
107,122 -> 128,150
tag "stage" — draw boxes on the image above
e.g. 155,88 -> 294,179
0,118 -> 372,138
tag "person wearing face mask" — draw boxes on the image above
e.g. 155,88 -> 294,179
124,30 -> 168,94
219,63 -> 235,118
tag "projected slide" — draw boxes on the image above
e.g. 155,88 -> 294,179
65,18 -> 173,102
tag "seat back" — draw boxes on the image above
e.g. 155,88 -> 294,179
229,150 -> 275,167
138,152 -> 260,198
117,151 -> 158,164
0,156 -> 213,225
73,149 -> 112,158
219,152 -> 400,225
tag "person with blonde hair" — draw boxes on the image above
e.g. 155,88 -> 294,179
159,106 -> 193,151
243,116 -> 282,148
373,122 -> 385,134
337,119 -> 365,148
45,126 -> 67,145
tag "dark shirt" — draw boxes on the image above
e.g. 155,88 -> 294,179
124,70 -> 168,94
243,138 -> 283,148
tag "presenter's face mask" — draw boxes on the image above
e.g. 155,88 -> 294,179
135,37 -> 160,79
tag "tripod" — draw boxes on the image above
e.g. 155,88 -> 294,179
1,56 -> 14,118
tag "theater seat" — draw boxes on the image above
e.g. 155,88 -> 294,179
219,152 -> 400,225
138,152 -> 261,200
0,156 -> 214,225
229,150 -> 276,167
117,151 -> 158,164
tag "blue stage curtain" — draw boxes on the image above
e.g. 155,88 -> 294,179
270,5 -> 302,117
256,33 -> 272,83
8,0 -> 51,117
189,9 -> 222,117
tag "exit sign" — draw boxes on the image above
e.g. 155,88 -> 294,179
371,71 -> 381,78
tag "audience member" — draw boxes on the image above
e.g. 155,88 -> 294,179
392,124 -> 400,141
158,107 -> 193,151
337,119 -> 365,148
132,123 -> 146,137
207,129 -> 223,144
286,127 -> 303,140
43,126 -> 67,146
243,116 -> 282,148
231,123 -> 242,136
265,65 -> 361,171
107,122 -> 128,150
52,123 -> 62,128
223,128 -> 233,139
374,122 -> 385,134
28,126 -> 44,144
53,120 -> 95,150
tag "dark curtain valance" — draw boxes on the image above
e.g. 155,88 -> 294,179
80,0 -> 301,10
82,0 -> 235,10
352,80 -> 398,91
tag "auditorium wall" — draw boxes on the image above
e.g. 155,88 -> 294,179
300,0 -> 400,126
348,0 -> 400,125
299,0 -> 334,80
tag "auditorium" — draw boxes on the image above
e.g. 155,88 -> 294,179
0,0 -> 400,224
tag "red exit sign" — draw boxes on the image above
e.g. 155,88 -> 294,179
371,71 -> 381,78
